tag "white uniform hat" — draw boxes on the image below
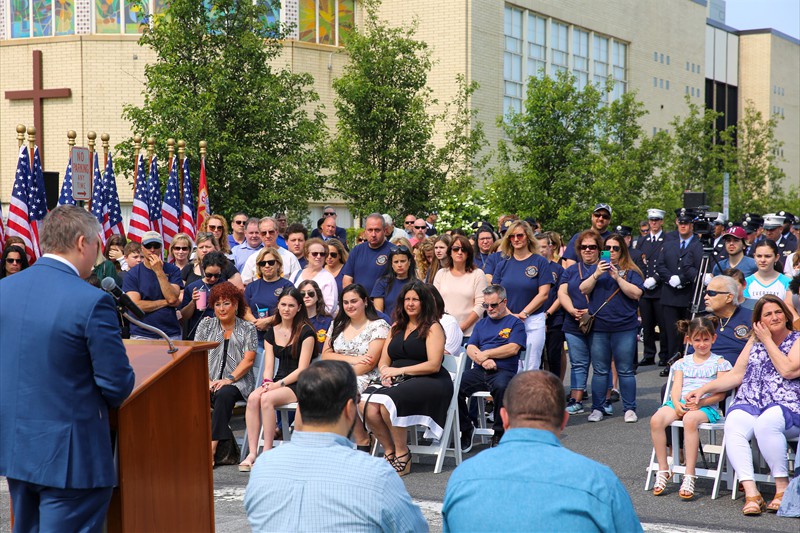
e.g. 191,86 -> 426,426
762,214 -> 784,229
647,209 -> 665,220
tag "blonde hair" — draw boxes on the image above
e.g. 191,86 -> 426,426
254,247 -> 284,279
499,221 -> 538,258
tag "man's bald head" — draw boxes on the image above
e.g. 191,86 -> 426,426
501,371 -> 567,433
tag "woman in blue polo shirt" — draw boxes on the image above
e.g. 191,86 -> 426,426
580,233 -> 644,423
372,246 -> 417,321
243,247 -> 294,348
492,220 -> 552,372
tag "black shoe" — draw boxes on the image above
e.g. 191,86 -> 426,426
460,425 -> 475,453
639,358 -> 656,366
490,433 -> 502,448
657,359 -> 668,367
659,367 -> 670,377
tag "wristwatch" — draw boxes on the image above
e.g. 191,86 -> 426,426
225,373 -> 236,382
520,311 -> 529,319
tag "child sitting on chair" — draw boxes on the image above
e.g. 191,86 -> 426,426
649,317 -> 732,499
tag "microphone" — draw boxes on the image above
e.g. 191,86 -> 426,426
101,277 -> 146,320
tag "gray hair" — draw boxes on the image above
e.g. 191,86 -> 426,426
382,213 -> 393,225
483,284 -> 507,301
39,205 -> 101,254
246,217 -> 260,228
259,216 -> 278,229
712,275 -> 740,307
366,213 -> 385,229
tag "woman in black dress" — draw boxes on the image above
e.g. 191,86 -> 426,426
362,281 -> 452,476
239,287 -> 315,471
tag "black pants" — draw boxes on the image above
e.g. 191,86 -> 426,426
640,297 -> 667,362
211,385 -> 244,441
661,304 -> 689,361
458,367 -> 515,432
543,328 -> 565,377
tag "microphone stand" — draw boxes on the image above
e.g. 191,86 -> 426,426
122,310 -> 178,354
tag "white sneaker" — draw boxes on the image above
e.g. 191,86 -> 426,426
587,409 -> 604,422
624,410 -> 638,423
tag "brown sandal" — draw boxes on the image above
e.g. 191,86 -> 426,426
743,494 -> 766,516
767,492 -> 784,513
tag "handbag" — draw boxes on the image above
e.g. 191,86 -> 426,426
577,263 -> 619,335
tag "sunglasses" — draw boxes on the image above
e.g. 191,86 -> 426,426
323,212 -> 336,217
593,213 -> 611,220
357,238 -> 366,243
143,243 -> 162,250
233,220 -> 246,225
604,245 -> 621,252
207,225 -> 223,231
705,290 -> 730,297
172,246 -> 189,251
451,246 -> 465,253
300,291 -> 316,298
580,244 -> 599,251
204,272 -> 221,279
309,251 -> 328,257
258,259 -> 277,267
396,245 -> 410,253
404,220 -> 415,225
509,233 -> 526,240
5,258 -> 22,264
413,225 -> 427,230
328,252 -> 339,258
260,230 -> 277,236
481,300 -> 506,309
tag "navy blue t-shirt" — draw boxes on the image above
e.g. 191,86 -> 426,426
468,314 -> 526,372
244,277 -> 294,342
562,229 -> 612,262
309,314 -> 333,356
341,240 -> 397,294
586,264 -> 644,332
492,254 -> 552,315
371,276 -> 412,322
559,263 -> 592,336
688,307 -> 751,366
545,260 -> 566,328
123,262 -> 184,338
181,278 -> 217,339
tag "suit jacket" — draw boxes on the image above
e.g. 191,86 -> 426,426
633,232 -> 666,300
656,237 -> 704,307
0,257 -> 135,489
777,233 -> 798,260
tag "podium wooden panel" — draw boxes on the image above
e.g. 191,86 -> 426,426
106,340 -> 218,533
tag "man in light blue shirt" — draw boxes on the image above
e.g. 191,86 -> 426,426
442,371 -> 642,533
232,218 -> 264,273
245,360 -> 427,533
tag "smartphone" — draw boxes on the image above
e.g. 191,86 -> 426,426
600,250 -> 611,262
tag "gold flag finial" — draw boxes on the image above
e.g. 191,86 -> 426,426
16,124 -> 27,147
67,130 -> 77,147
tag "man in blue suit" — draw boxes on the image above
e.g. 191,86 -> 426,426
0,205 -> 135,532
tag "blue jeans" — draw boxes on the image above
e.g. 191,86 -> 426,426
590,329 -> 637,412
565,332 -> 592,394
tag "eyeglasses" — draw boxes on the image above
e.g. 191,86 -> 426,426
451,246 -> 465,253
329,252 -> 339,258
481,300 -> 506,309
404,220 -> 415,225
593,213 -> 610,220
413,225 -> 427,230
5,258 -> 22,264
143,243 -> 162,250
580,244 -> 599,251
604,245 -> 621,252
233,220 -> 246,225
357,238 -> 366,243
172,246 -> 189,251
509,233 -> 526,240
260,230 -> 277,236
396,245 -> 410,253
309,251 -> 327,257
258,259 -> 277,267
207,225 -> 223,231
300,291 -> 316,298
705,290 -> 730,297
204,272 -> 221,279
323,212 -> 336,217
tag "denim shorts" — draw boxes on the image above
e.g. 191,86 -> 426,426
663,399 -> 722,424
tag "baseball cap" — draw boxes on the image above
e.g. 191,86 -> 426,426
593,203 -> 612,215
142,231 -> 163,246
723,226 -> 747,241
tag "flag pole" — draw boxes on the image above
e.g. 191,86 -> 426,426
17,124 -> 26,148
68,130 -> 77,149
177,140 -> 186,203
167,138 -> 175,171
133,134 -> 142,190
102,133 -> 110,168
87,131 -> 96,211
147,137 -> 155,167
27,126 -> 36,156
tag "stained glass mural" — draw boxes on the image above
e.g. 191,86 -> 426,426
318,0 -> 334,45
258,0 -> 280,33
338,0 -> 354,44
124,0 -> 149,33
153,0 -> 168,14
55,0 -> 75,35
33,0 -> 53,37
96,0 -> 121,34
11,0 -> 31,38
298,0 -> 316,43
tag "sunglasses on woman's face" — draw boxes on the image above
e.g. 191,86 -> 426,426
605,245 -> 621,252
357,238 -> 366,243
207,225 -> 223,231
300,291 -> 316,298
172,246 -> 189,252
580,244 -> 598,251
328,252 -> 339,258
451,246 -> 465,253
509,233 -> 526,241
309,251 -> 328,258
258,259 -> 277,267
6,258 -> 22,264
204,272 -> 221,279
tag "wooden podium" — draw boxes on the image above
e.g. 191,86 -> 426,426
107,340 -> 218,533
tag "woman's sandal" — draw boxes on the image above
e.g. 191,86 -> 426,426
679,474 -> 697,500
238,456 -> 255,473
742,493 -> 766,516
766,492 -> 784,513
653,470 -> 671,496
357,434 -> 375,453
392,451 -> 412,477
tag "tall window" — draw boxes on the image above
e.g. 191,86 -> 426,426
503,6 -> 524,115
299,0 -> 355,46
527,14 -> 546,79
572,29 -> 589,90
550,21 -> 568,76
10,0 -> 76,38
593,35 -> 609,87
612,41 -> 627,101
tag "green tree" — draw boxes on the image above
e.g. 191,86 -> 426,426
326,0 -> 487,218
117,0 -> 326,220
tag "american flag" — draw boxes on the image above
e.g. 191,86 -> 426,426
147,155 -> 162,236
127,154 -> 150,243
58,155 -> 76,206
161,157 -> 181,249
29,147 -> 48,258
6,146 -> 39,261
103,152 -> 125,238
197,156 -> 210,230
180,156 -> 196,241
90,153 -> 108,244
0,206 -> 5,254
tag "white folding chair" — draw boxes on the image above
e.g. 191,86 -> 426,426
238,347 -> 266,461
644,366 -> 734,499
471,391 -> 494,444
731,436 -> 799,499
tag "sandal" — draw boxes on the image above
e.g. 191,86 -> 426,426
679,474 -> 697,500
767,492 -> 784,513
238,456 -> 255,473
357,434 -> 375,453
392,451 -> 412,477
742,493 -> 766,516
653,470 -> 671,496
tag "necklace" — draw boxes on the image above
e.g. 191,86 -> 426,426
719,315 -> 732,331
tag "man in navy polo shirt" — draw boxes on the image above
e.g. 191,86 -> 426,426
561,203 -> 613,268
341,213 -> 397,295
458,284 -> 526,452
123,230 -> 183,339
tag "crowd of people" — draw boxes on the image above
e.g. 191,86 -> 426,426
2,201 -> 799,530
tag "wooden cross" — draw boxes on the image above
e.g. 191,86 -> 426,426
5,50 -> 72,166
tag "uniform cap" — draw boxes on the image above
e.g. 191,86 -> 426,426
647,208 -> 665,220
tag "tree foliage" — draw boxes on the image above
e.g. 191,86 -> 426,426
117,0 -> 326,220
326,0 -> 488,218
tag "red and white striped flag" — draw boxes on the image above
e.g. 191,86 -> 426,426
161,157 -> 181,249
6,146 -> 40,261
127,154 -> 150,243
196,157 -> 210,230
0,206 -> 5,254
180,157 -> 196,241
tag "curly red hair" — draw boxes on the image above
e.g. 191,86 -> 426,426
208,281 -> 246,319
